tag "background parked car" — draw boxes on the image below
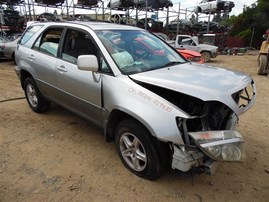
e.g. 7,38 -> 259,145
2,37 -> 20,62
0,35 -> 10,59
152,32 -> 203,62
172,34 -> 219,62
176,49 -> 204,63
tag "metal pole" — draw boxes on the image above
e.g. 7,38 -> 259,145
102,1 -> 104,21
136,4 -> 138,26
166,6 -> 169,29
145,0 -> 148,30
28,0 -> 32,21
176,3 -> 180,36
32,1 -> 35,20
250,26 -> 255,48
207,5 -> 211,34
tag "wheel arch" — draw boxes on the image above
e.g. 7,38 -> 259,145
20,70 -> 33,90
200,50 -> 212,57
105,109 -> 149,142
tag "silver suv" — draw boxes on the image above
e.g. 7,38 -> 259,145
15,21 -> 256,180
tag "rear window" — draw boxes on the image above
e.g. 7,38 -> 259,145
20,25 -> 43,45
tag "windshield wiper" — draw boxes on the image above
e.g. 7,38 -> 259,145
160,61 -> 181,68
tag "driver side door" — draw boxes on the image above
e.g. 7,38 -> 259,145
56,27 -> 103,126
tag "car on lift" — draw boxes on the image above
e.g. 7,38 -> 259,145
0,9 -> 25,30
196,0 -> 235,14
36,12 -> 61,21
167,19 -> 193,32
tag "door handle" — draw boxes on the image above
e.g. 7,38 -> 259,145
57,65 -> 68,72
29,54 -> 35,60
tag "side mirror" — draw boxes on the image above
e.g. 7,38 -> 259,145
77,55 -> 99,72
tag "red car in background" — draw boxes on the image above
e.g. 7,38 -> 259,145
177,49 -> 204,63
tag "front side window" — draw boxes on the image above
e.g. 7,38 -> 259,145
181,37 -> 194,45
96,30 -> 186,75
33,27 -> 63,57
61,29 -> 97,64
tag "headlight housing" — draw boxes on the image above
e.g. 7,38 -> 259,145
189,130 -> 245,162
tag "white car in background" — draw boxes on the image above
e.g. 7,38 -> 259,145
196,0 -> 235,14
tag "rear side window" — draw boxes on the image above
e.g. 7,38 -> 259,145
33,27 -> 64,57
20,25 -> 43,45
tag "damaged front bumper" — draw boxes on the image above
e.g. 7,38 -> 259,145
171,130 -> 244,174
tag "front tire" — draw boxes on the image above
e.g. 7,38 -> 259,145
201,51 -> 211,62
115,119 -> 168,180
257,54 -> 268,75
24,77 -> 51,113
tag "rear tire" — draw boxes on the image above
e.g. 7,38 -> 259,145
24,77 -> 51,113
257,54 -> 268,75
115,119 -> 169,180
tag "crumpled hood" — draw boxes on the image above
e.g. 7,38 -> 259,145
130,63 -> 253,114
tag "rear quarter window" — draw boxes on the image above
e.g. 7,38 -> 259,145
33,27 -> 63,57
20,25 -> 43,45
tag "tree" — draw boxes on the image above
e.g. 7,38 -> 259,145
228,0 -> 269,48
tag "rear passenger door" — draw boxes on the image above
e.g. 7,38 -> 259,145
29,27 -> 64,101
56,28 -> 103,126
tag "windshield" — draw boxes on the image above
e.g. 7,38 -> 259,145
96,30 -> 186,75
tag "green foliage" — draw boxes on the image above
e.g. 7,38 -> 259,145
237,29 -> 252,38
227,0 -> 269,48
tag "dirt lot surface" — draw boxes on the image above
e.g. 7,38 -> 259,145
0,53 -> 269,202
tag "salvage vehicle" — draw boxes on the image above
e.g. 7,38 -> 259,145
0,35 -> 10,58
153,32 -> 204,62
195,0 -> 235,14
171,34 -> 218,62
15,21 -> 256,180
176,49 -> 204,63
257,29 -> 269,75
2,37 -> 20,62
0,9 -> 25,31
